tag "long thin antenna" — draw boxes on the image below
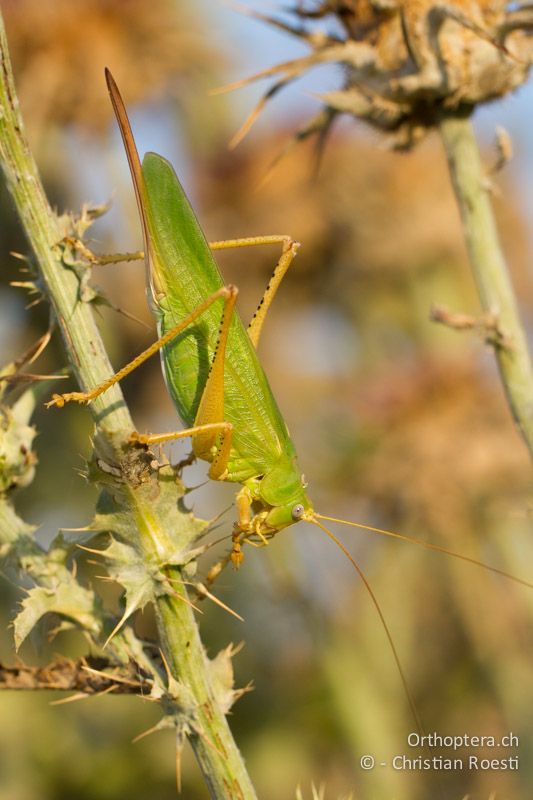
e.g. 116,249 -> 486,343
314,513 -> 533,589
308,517 -> 423,735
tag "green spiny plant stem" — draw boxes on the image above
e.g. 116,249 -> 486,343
0,48 -> 128,456
439,110 -> 533,460
0,14 -> 257,799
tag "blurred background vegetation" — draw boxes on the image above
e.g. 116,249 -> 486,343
1,0 -> 533,798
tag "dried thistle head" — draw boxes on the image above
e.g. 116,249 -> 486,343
229,1 -> 533,148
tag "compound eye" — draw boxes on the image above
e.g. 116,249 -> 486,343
291,503 -> 305,521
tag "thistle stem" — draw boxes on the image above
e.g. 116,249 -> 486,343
439,110 -> 533,460
0,13 -> 257,798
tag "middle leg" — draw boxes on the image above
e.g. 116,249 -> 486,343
209,235 -> 300,348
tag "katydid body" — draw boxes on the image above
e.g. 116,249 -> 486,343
50,69 -> 312,565
111,71 -> 313,547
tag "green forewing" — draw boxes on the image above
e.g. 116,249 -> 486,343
141,152 -> 296,482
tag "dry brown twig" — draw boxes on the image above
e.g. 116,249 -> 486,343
430,303 -> 513,349
0,657 -> 152,695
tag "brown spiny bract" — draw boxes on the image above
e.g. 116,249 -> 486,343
242,1 -> 533,146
